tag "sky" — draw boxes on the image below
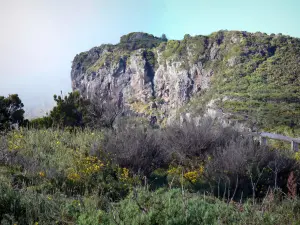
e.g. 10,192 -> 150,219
0,0 -> 300,117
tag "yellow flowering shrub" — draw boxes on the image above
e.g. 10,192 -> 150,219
184,165 -> 205,183
115,167 -> 141,188
167,165 -> 205,184
67,170 -> 81,182
67,155 -> 105,182
199,165 -> 204,174
167,166 -> 183,175
8,131 -> 25,150
39,171 -> 46,177
294,152 -> 300,161
119,167 -> 129,181
184,171 -> 198,183
79,156 -> 104,175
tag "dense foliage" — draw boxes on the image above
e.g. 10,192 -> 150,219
29,91 -> 121,130
50,91 -> 87,128
180,31 -> 300,136
72,32 -> 166,76
0,94 -> 25,131
1,119 -> 300,224
119,32 -> 166,50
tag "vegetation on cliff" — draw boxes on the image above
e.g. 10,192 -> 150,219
166,30 -> 300,136
206,31 -> 300,136
72,32 -> 166,75
71,30 -> 300,136
2,30 -> 300,224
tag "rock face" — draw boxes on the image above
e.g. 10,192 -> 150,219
71,31 -> 300,133
71,32 -> 218,121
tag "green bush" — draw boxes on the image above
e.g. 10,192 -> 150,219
0,182 -> 65,224
0,94 -> 25,131
1,120 -> 300,224
106,188 -> 300,225
29,116 -> 53,129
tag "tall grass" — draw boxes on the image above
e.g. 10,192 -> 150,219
1,124 -> 300,224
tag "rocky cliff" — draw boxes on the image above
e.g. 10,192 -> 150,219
71,31 -> 300,135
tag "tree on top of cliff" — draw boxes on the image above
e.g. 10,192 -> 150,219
119,32 -> 167,50
161,34 -> 168,41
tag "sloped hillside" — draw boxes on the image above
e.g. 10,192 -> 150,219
71,31 -> 300,135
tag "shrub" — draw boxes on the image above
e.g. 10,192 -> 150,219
106,188 -> 300,225
0,182 -> 64,224
161,119 -> 239,166
2,117 -> 300,223
102,126 -> 168,176
0,94 -> 25,131
50,91 -> 87,128
29,116 -> 52,129
206,137 -> 299,201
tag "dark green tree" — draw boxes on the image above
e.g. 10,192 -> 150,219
29,90 -> 122,130
49,91 -> 88,128
0,94 -> 25,131
161,34 -> 168,41
29,116 -> 53,129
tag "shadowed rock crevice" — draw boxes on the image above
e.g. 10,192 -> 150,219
143,50 -> 156,97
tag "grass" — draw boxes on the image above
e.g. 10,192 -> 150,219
109,188 -> 300,225
1,126 -> 300,224
180,31 -> 300,137
2,182 -> 300,224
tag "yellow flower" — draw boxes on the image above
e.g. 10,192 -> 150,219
295,152 -> 300,161
39,171 -> 45,177
199,165 -> 204,174
68,172 -> 81,181
120,167 -> 129,181
184,171 -> 198,183
167,166 -> 182,175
